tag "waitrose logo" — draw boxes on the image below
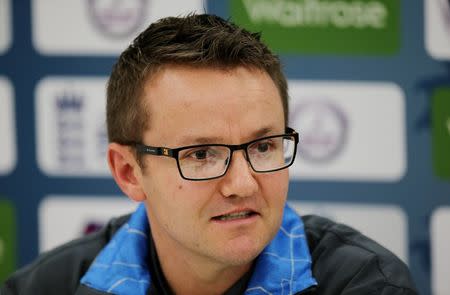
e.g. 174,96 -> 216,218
231,0 -> 400,54
242,0 -> 387,28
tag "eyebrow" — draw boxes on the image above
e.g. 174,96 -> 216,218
176,126 -> 278,146
251,126 -> 275,139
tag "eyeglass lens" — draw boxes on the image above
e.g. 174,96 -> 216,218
177,135 -> 296,180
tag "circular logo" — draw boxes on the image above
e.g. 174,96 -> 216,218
290,99 -> 348,163
87,0 -> 148,39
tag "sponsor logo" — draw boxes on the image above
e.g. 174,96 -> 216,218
0,0 -> 11,54
288,81 -> 405,181
290,201 -> 408,263
0,200 -> 16,282
52,91 -> 107,172
87,0 -> 148,39
53,92 -> 109,170
36,77 -> 109,176
32,0 -> 204,54
431,207 -> 450,295
39,196 -> 137,252
0,77 -> 16,175
241,0 -> 388,29
291,99 -> 348,163
426,0 -> 450,59
432,87 -> 450,178
231,0 -> 400,54
55,92 -> 86,168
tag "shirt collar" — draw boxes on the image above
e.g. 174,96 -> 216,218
81,204 -> 317,294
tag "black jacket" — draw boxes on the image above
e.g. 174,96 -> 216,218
1,214 -> 418,295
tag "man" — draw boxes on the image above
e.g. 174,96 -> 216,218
2,14 -> 417,295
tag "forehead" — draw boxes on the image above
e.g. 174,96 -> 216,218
142,65 -> 285,145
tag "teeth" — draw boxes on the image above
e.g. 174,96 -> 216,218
218,211 -> 252,221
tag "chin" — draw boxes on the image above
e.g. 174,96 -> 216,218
217,235 -> 267,266
220,251 -> 260,267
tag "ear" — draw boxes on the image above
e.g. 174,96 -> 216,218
107,143 -> 147,202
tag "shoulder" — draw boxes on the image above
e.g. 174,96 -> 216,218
1,214 -> 130,295
301,214 -> 418,295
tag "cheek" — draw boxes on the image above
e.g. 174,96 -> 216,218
145,171 -> 217,223
142,166 -> 184,219
259,170 -> 289,203
258,172 -> 289,225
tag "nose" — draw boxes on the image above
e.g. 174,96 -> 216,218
219,150 -> 259,198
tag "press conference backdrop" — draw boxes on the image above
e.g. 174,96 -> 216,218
0,1 -> 449,294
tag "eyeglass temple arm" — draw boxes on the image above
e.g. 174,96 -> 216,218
135,144 -> 175,158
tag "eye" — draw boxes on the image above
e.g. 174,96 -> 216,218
181,147 -> 218,161
192,149 -> 207,160
248,140 -> 274,155
256,142 -> 270,153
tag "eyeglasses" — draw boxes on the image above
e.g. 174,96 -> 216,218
135,127 -> 299,181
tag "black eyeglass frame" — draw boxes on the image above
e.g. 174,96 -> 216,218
134,127 -> 299,181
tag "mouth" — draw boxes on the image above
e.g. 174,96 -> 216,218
211,210 -> 259,222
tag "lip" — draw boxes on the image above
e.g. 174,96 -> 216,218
210,208 -> 260,224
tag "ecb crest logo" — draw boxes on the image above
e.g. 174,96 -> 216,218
55,93 -> 85,168
87,0 -> 148,39
290,100 -> 348,163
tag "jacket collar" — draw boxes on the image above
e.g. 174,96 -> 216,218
80,204 -> 317,294
246,205 -> 317,294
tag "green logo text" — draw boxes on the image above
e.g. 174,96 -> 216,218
231,0 -> 400,54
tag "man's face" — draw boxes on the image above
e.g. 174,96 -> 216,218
138,65 -> 289,268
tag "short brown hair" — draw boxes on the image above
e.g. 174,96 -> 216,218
106,13 -> 288,146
